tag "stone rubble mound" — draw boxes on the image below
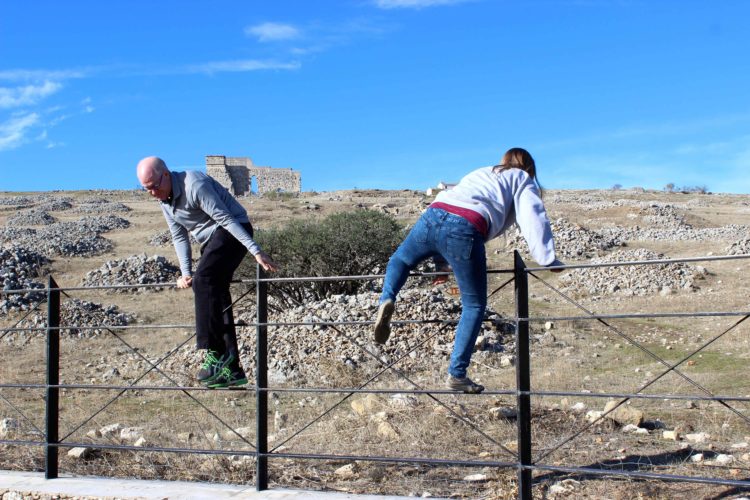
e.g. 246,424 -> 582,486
0,245 -> 49,315
559,248 -> 706,299
505,218 -> 624,260
81,253 -> 180,292
148,229 -> 197,247
11,298 -> 134,342
0,215 -> 129,257
72,198 -> 131,214
6,209 -> 56,226
37,198 -> 74,212
725,238 -> 750,256
74,215 -> 131,233
547,192 -> 643,210
598,204 -> 748,242
0,196 -> 34,208
226,288 -> 514,383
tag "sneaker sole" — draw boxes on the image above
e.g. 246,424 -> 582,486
207,377 -> 248,389
373,300 -> 395,344
448,383 -> 485,394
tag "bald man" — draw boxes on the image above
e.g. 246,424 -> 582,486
137,156 -> 278,388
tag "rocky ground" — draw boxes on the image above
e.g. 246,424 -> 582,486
1,187 -> 750,498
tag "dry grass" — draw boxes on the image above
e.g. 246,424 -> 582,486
2,188 -> 750,498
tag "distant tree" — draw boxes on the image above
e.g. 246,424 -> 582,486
611,183 -> 623,191
681,185 -> 710,194
238,210 -> 405,308
664,183 -> 676,193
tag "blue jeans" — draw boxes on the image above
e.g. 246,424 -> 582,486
381,207 -> 487,378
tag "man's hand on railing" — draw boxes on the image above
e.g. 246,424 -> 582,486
255,251 -> 279,273
176,275 -> 193,288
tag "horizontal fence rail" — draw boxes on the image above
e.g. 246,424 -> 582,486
1,253 -> 749,498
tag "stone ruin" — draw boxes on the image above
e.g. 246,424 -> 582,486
205,155 -> 301,196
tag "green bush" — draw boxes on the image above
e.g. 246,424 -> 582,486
239,210 -> 405,307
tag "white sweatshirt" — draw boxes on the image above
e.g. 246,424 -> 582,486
434,166 -> 557,266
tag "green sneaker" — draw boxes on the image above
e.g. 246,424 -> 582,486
195,349 -> 223,383
207,365 -> 248,389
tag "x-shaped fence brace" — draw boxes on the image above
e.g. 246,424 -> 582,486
528,270 -> 750,464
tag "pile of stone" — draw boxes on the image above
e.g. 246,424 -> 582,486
598,204 -> 748,243
5,209 -> 56,226
725,238 -> 750,256
559,248 -> 706,299
75,215 -> 130,233
73,198 -> 131,214
12,298 -> 134,341
0,196 -> 33,208
37,198 -> 73,212
225,288 -> 515,383
0,215 -> 129,258
148,229 -> 197,247
505,218 -> 624,260
81,254 -> 180,292
547,192 -> 643,210
0,245 -> 49,315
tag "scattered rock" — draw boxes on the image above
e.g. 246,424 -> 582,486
351,394 -> 383,416
603,400 -> 644,427
120,427 -> 144,441
714,454 -> 734,465
99,423 -> 123,437
462,473 -> 487,482
67,447 -> 94,459
549,478 -> 581,494
0,418 -> 19,437
334,463 -> 359,478
685,432 -> 710,444
376,420 -> 399,440
662,430 -> 680,441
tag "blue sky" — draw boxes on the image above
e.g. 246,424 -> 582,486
1,0 -> 749,193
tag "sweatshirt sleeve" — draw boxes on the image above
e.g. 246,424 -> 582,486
162,205 -> 193,277
193,180 -> 262,256
514,176 -> 557,266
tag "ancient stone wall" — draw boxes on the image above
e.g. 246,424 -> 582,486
205,155 -> 301,196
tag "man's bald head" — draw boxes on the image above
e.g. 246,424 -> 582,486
136,156 -> 168,184
137,156 -> 172,201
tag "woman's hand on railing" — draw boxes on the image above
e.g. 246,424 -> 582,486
547,259 -> 565,273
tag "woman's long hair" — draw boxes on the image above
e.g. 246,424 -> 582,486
492,147 -> 543,195
493,147 -> 536,178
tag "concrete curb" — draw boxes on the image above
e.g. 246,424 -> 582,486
0,471 -> 425,499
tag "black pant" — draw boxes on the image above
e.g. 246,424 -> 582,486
193,222 -> 252,360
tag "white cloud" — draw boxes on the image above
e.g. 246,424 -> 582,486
373,0 -> 469,9
0,113 -> 40,151
0,81 -> 62,109
245,22 -> 301,42
0,69 -> 87,82
186,59 -> 301,75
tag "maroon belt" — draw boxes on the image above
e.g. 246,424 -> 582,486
430,202 -> 488,237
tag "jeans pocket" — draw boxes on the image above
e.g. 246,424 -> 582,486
446,234 -> 473,261
411,218 -> 430,243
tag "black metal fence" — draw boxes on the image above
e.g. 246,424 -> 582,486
1,251 -> 750,498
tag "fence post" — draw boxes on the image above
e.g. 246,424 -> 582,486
256,264 -> 269,490
514,251 -> 532,499
45,276 -> 60,479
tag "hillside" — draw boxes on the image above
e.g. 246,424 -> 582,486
1,187 -> 750,499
